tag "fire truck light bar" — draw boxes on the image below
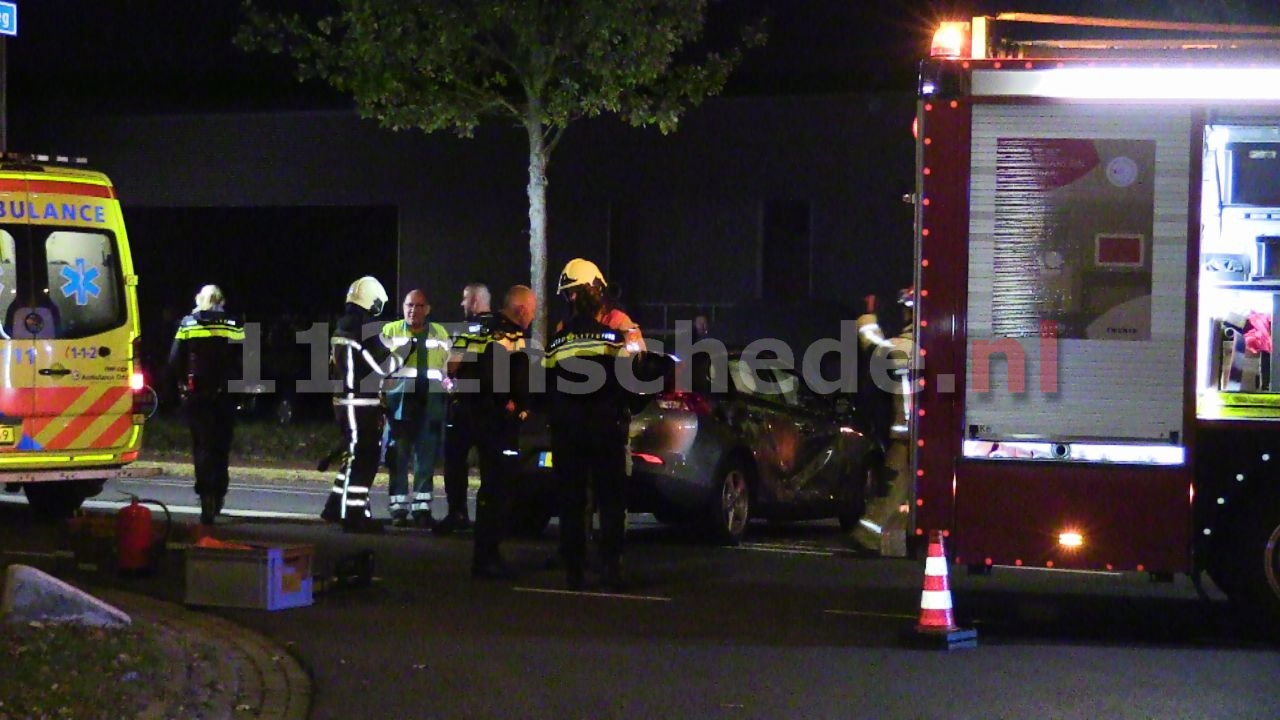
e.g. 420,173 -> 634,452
972,67 -> 1280,101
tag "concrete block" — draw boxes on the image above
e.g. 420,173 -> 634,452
1,564 -> 131,628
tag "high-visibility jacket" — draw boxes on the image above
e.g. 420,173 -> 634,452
168,310 -> 245,397
543,313 -> 635,434
381,319 -> 451,387
450,311 -> 530,416
599,307 -> 646,353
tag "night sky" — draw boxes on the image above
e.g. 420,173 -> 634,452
9,1 -> 1280,117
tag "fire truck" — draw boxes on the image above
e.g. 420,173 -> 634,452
911,13 -> 1280,630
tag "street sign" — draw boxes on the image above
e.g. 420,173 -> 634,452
0,2 -> 15,37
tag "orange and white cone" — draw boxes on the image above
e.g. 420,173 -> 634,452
908,530 -> 977,649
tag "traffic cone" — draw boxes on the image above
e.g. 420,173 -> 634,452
906,530 -> 977,650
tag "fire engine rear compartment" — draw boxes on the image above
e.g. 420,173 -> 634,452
920,77 -> 1280,574
915,10 -> 1280,635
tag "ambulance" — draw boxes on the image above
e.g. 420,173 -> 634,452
0,154 -> 154,517
910,13 -> 1280,631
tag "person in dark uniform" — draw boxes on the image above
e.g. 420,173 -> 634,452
452,285 -> 536,578
320,276 -> 409,533
439,282 -> 495,534
543,259 -> 670,591
168,284 -> 244,525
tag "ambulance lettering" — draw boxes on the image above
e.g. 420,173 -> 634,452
0,201 -> 106,223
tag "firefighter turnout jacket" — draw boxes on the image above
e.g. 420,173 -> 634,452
168,310 -> 245,397
857,313 -> 913,440
331,307 -> 408,406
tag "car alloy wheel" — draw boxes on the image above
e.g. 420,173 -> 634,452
708,458 -> 750,545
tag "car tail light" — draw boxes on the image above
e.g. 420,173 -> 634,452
656,391 -> 713,416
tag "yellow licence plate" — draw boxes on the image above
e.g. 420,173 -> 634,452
0,426 -> 16,445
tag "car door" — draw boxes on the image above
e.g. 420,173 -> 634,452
726,358 -> 815,507
759,363 -> 849,508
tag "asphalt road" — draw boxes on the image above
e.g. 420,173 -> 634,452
3,476 -> 1279,719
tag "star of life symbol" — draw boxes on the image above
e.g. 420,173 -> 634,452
60,258 -> 101,306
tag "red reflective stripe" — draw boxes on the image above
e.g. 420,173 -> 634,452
88,414 -> 134,449
0,178 -> 115,199
47,387 -> 127,449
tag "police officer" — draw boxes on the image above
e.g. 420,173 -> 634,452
381,289 -> 452,529
850,287 -> 916,556
168,284 -> 244,525
543,259 -> 669,591
320,276 -> 410,533
452,285 -> 536,578
439,282 -> 496,534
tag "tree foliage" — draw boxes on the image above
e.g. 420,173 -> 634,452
236,0 -> 765,339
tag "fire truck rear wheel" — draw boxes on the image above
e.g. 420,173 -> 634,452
1224,487 -> 1280,637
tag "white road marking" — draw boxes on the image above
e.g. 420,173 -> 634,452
823,608 -> 917,620
78,498 -> 317,521
514,586 -> 672,602
117,478 -> 332,497
732,543 -> 832,557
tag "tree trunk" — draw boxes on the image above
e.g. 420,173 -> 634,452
525,118 -> 549,346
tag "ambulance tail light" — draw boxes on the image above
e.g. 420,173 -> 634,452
130,336 -> 145,391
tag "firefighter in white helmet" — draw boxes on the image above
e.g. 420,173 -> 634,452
320,275 -> 410,533
542,258 -> 670,591
850,287 -> 916,556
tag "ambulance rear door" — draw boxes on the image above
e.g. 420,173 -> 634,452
14,176 -> 135,457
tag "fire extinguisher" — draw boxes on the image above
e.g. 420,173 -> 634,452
117,494 -> 170,575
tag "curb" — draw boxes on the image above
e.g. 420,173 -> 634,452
94,588 -> 311,720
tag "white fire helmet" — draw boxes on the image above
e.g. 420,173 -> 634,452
346,276 -> 389,316
557,258 -> 608,294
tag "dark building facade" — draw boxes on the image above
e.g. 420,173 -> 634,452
16,92 -> 916,337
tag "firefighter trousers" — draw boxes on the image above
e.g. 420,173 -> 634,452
326,403 -> 383,521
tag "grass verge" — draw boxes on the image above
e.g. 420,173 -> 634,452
0,620 -> 166,720
142,411 -> 340,468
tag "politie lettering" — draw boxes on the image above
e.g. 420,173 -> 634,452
0,201 -> 106,223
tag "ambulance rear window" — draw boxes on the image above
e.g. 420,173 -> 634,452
45,231 -> 125,339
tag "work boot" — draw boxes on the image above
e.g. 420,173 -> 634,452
342,515 -> 384,534
412,512 -> 436,531
320,496 -> 342,523
434,511 -> 470,535
199,494 -> 218,526
846,525 -> 882,558
390,514 -> 411,528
